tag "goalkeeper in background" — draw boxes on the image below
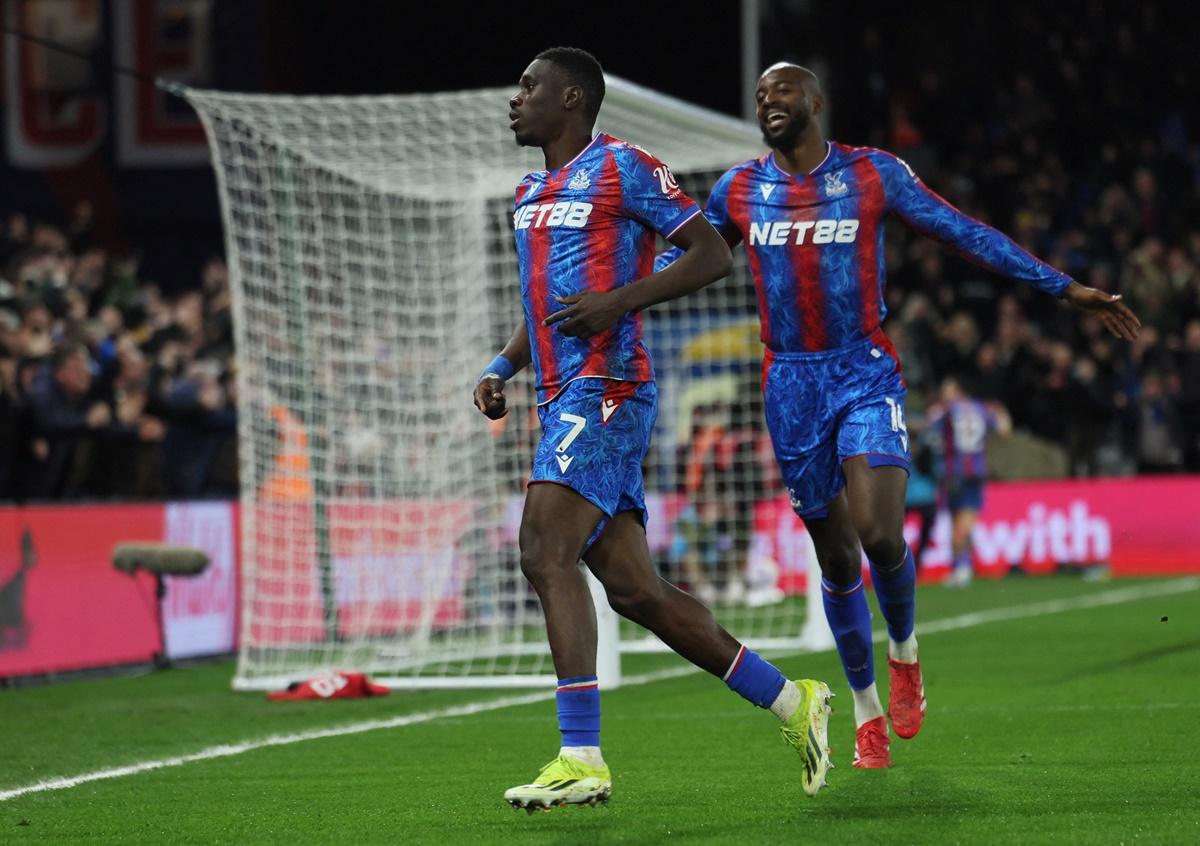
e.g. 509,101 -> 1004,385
657,62 -> 1140,769
474,47 -> 833,811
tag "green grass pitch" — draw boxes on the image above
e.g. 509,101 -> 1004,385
2,576 -> 1198,844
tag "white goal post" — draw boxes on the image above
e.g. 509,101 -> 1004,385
183,76 -> 831,691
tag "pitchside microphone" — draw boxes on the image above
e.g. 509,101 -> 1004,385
112,544 -> 211,669
112,544 -> 209,577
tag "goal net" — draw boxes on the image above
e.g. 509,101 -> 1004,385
183,77 -> 830,691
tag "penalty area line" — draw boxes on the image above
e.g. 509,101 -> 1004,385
1,577 -> 1195,803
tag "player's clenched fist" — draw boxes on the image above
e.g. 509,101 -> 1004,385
474,376 -> 508,419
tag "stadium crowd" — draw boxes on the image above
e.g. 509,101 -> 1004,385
0,206 -> 237,501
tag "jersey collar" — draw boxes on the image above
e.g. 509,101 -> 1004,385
537,133 -> 606,178
767,140 -> 833,179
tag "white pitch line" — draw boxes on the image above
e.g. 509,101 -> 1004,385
0,664 -> 693,803
1,577 -> 1196,803
902,577 -> 1199,642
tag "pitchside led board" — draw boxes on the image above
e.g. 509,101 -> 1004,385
3,0 -> 208,168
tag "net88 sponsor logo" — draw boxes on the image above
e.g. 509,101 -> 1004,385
749,218 -> 860,246
514,201 -> 594,230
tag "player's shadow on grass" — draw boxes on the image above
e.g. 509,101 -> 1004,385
1037,638 -> 1200,685
488,816 -> 752,845
794,768 -> 990,822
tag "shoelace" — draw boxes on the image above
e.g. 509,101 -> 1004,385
780,723 -> 803,747
856,724 -> 888,758
535,755 -> 586,783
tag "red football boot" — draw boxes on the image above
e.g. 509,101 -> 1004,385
852,716 -> 891,768
888,658 -> 926,739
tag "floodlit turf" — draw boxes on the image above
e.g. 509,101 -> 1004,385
2,576 -> 1199,844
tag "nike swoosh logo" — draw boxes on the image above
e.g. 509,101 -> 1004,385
556,454 -> 573,473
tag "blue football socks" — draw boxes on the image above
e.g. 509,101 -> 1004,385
724,645 -> 787,708
822,576 -> 876,690
556,676 -> 600,747
869,544 -> 917,642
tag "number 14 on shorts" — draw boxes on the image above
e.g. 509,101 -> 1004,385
885,397 -> 909,451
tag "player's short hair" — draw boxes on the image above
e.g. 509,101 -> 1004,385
535,46 -> 605,122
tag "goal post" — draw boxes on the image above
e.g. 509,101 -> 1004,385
183,77 -> 830,692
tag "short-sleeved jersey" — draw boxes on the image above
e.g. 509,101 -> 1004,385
657,141 -> 1072,354
514,133 -> 700,404
927,398 -> 999,480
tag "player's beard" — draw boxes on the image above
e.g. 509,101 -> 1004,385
761,107 -> 810,151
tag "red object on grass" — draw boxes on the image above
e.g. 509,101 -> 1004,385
267,671 -> 390,701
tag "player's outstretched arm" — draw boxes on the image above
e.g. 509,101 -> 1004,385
880,153 -> 1140,341
544,215 -> 732,338
474,322 -> 532,420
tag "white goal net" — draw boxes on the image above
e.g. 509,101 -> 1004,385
184,77 -> 829,691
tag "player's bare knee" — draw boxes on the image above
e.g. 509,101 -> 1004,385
606,581 -> 664,623
818,545 -> 862,585
859,527 -> 904,567
518,545 -> 577,585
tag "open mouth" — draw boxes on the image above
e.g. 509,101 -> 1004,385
764,111 -> 789,130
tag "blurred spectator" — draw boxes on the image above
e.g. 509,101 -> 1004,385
89,338 -> 167,498
0,347 -> 21,499
22,343 -> 111,499
157,357 -> 237,496
1181,320 -> 1200,468
1136,371 -> 1185,473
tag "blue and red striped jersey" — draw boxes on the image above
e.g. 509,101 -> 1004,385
928,399 -> 998,479
514,133 -> 700,404
656,142 -> 1073,354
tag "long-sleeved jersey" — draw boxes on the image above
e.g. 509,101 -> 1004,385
656,141 -> 1072,353
515,133 -> 700,404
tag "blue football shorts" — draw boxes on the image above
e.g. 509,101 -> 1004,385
762,334 -> 910,520
530,378 -> 657,549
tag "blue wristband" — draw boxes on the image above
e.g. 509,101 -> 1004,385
479,354 -> 515,383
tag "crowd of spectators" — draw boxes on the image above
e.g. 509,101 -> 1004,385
0,206 -> 237,501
